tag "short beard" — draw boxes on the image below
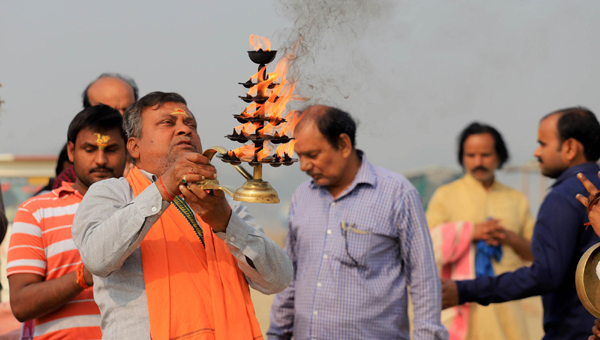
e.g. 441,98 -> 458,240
156,152 -> 179,176
155,144 -> 198,176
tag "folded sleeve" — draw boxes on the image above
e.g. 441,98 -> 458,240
214,198 -> 293,295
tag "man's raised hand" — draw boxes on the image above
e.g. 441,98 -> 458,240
576,172 -> 600,238
157,152 -> 217,201
179,181 -> 232,233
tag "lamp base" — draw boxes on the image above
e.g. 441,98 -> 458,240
234,179 -> 280,204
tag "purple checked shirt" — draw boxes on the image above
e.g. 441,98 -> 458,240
268,152 -> 448,340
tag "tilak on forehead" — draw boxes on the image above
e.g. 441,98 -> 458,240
171,107 -> 189,117
94,133 -> 110,150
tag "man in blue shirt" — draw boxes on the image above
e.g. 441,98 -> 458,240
267,105 -> 448,340
442,107 -> 600,339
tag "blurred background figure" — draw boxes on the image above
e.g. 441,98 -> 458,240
427,122 -> 542,340
0,182 -> 8,289
7,105 -> 127,340
35,143 -> 72,196
82,73 -> 138,115
0,182 -> 11,337
442,107 -> 600,340
53,73 -> 138,190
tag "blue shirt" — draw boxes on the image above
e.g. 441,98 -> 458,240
268,152 -> 448,340
456,162 -> 600,339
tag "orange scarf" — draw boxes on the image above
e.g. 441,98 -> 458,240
127,167 -> 262,340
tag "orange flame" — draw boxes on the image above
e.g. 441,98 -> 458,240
275,140 -> 297,157
240,103 -> 266,118
227,36 -> 303,165
278,110 -> 304,136
257,142 -> 273,161
259,122 -> 277,137
234,122 -> 261,135
244,40 -> 301,122
249,34 -> 271,51
230,144 -> 256,159
246,66 -> 272,97
263,56 -> 292,118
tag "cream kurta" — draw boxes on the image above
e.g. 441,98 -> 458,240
426,174 -> 543,340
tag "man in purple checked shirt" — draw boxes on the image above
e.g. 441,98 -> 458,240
267,105 -> 447,340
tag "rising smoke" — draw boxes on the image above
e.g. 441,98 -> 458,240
274,0 -> 399,110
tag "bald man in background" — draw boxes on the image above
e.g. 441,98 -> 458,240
53,73 -> 138,189
82,73 -> 138,114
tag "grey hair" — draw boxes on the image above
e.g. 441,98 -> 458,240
123,91 -> 187,139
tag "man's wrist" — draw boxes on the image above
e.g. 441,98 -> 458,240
211,208 -> 232,233
500,230 -> 515,246
156,178 -> 175,202
455,280 -> 468,304
75,264 -> 91,289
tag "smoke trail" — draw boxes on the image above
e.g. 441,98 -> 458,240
274,0 -> 398,109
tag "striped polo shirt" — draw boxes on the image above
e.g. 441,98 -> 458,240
7,182 -> 101,340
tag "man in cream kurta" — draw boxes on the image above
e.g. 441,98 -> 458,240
426,122 -> 543,340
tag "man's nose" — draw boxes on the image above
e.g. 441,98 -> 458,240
299,158 -> 311,172
533,146 -> 541,158
176,121 -> 193,135
95,150 -> 108,166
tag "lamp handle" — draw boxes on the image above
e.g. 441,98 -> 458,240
203,146 -> 253,180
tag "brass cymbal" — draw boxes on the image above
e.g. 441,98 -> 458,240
576,242 -> 600,318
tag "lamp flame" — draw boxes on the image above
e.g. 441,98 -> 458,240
249,34 -> 271,51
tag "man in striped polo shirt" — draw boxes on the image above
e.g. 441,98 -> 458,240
7,104 -> 127,339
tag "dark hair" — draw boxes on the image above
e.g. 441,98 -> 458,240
67,104 -> 126,144
544,107 -> 600,161
82,73 -> 139,108
123,91 -> 188,139
458,122 -> 509,169
55,143 -> 70,176
310,106 -> 357,149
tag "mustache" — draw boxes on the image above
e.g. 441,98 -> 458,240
536,157 -> 543,164
89,167 -> 113,173
471,166 -> 489,173
172,137 -> 199,152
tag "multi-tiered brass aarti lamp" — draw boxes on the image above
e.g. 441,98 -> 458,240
196,35 -> 300,204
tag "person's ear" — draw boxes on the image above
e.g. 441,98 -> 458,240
67,141 -> 75,163
128,137 -> 140,159
338,133 -> 353,158
562,138 -> 583,162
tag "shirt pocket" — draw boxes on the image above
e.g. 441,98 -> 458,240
335,223 -> 373,268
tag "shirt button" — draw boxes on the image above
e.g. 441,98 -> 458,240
229,236 -> 235,242
323,254 -> 328,259
151,207 -> 157,212
317,282 -> 322,287
313,310 -> 318,315
330,202 -> 336,206
327,229 -> 331,235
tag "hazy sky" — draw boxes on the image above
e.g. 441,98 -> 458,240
1,1 -> 599,225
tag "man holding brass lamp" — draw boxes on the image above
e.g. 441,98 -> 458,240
72,91 -> 292,340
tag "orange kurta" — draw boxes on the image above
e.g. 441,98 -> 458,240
127,167 -> 262,340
